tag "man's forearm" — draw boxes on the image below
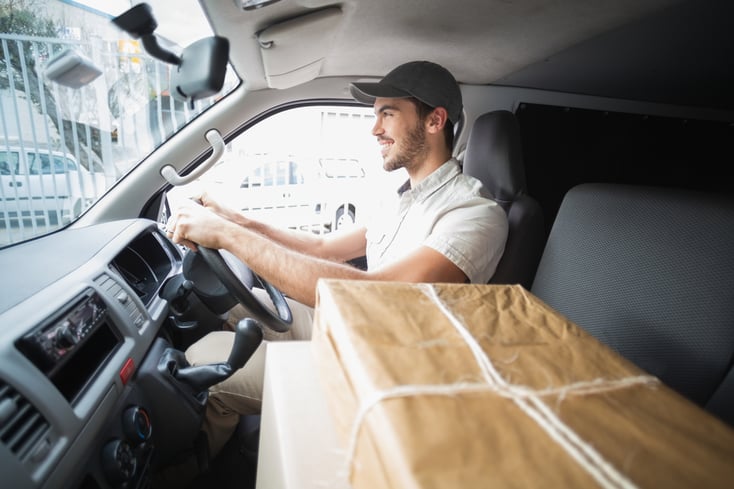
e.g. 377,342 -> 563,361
236,215 -> 326,257
201,193 -> 327,257
221,225 -> 366,307
231,213 -> 367,263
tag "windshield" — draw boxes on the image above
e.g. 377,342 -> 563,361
0,0 -> 238,247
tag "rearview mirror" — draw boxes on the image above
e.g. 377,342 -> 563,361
112,2 -> 230,108
171,37 -> 230,105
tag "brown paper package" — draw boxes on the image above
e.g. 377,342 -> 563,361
312,280 -> 734,489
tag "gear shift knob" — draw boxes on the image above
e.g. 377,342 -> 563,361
227,318 -> 264,370
167,318 -> 264,393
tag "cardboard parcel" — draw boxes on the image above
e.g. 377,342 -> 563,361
311,280 -> 734,489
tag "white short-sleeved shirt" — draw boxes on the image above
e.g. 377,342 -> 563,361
365,159 -> 508,284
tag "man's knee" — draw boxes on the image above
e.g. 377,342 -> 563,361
228,289 -> 315,341
185,330 -> 235,366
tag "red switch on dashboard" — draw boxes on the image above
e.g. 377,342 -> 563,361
119,358 -> 135,385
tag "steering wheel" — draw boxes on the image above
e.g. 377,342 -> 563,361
197,246 -> 292,333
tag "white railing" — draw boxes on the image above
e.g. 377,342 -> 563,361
0,32 -> 207,246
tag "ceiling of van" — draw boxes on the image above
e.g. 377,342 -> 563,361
201,0 -> 734,112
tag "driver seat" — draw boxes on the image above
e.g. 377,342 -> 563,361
462,110 -> 545,289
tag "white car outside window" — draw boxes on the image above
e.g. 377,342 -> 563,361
0,146 -> 105,227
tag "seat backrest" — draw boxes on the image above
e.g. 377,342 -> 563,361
462,110 -> 545,289
531,183 -> 734,425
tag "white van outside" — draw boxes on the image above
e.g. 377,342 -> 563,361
234,155 -> 393,233
171,152 -> 384,234
314,157 -> 368,230
236,156 -> 321,231
0,145 -> 105,226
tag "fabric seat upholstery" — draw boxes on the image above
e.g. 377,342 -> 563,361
531,183 -> 734,425
462,110 -> 545,289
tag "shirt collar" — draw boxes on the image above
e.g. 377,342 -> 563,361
396,158 -> 461,201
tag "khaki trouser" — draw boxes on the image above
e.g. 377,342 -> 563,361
184,289 -> 315,458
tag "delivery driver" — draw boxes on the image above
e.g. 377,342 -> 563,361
166,60 -> 508,462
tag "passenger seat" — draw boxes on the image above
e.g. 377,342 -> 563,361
531,183 -> 734,426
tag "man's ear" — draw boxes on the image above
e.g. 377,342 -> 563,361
426,107 -> 449,134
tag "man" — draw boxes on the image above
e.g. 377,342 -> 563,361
166,60 -> 508,459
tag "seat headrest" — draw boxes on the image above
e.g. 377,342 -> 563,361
462,110 -> 526,209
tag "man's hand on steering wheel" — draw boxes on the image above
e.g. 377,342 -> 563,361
166,199 -> 292,332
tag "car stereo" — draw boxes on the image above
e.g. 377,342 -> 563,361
16,288 -> 121,402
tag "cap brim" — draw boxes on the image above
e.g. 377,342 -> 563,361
349,82 -> 412,105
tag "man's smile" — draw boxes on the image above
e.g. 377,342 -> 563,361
378,137 -> 394,157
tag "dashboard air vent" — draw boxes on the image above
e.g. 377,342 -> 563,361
0,380 -> 51,461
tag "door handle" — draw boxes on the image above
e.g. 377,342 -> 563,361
9,181 -> 23,187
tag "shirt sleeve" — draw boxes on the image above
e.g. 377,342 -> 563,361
423,197 -> 508,283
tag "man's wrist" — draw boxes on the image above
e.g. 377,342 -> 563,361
217,219 -> 245,250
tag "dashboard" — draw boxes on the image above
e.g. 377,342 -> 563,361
0,219 -> 193,489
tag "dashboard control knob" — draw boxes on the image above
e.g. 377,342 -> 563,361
122,406 -> 152,444
52,322 -> 78,349
101,439 -> 136,487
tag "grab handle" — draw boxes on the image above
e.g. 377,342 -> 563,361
160,129 -> 224,186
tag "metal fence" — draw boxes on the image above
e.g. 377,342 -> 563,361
0,32 -> 208,245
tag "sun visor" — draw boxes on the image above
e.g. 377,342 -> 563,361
257,7 -> 343,89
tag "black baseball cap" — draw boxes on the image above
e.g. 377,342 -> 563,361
350,61 -> 463,124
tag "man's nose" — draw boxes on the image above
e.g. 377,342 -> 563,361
371,118 -> 383,136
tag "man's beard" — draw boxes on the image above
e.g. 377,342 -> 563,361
383,121 -> 427,173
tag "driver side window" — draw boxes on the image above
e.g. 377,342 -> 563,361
167,105 -> 406,234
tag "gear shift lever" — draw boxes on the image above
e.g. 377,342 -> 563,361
226,317 -> 263,370
164,318 -> 263,392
